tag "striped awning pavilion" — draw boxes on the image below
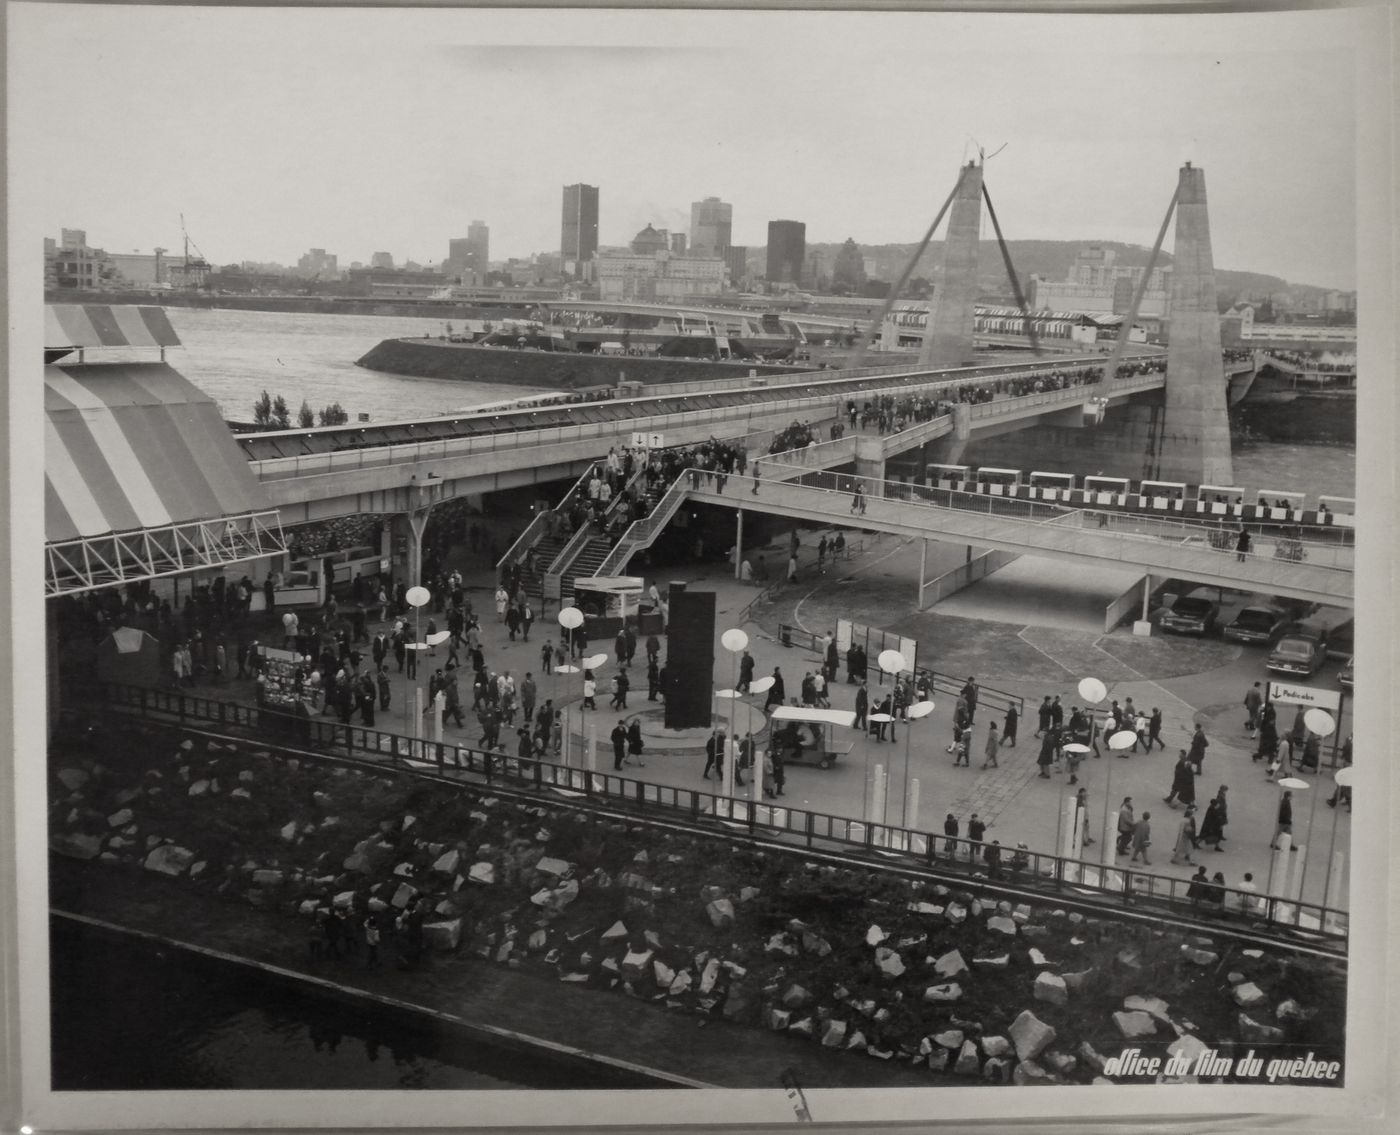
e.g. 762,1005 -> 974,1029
45,360 -> 285,596
45,304 -> 181,360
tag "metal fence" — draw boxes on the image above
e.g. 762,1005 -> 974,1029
73,681 -> 1345,943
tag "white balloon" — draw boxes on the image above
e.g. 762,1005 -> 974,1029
425,630 -> 451,646
721,628 -> 749,653
1303,708 -> 1336,737
1077,677 -> 1107,704
749,675 -> 776,694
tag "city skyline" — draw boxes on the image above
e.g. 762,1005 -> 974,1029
13,6 -> 1371,290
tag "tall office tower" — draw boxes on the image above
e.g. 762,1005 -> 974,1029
765,220 -> 806,285
561,183 -> 600,269
467,220 -> 490,272
690,196 -> 733,257
370,251 -> 394,269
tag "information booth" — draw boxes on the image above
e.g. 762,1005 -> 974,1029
768,705 -> 857,770
973,467 -> 1021,495
1083,475 -> 1130,507
573,575 -> 664,638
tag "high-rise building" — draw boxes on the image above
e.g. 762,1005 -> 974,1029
561,183 -> 599,271
670,232 -> 687,254
60,228 -> 87,249
766,220 -> 805,285
296,248 -> 338,277
832,238 -> 866,291
467,220 -> 489,271
724,246 -> 749,286
370,251 -> 394,269
690,196 -> 732,258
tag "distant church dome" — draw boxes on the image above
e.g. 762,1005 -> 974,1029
630,224 -> 668,255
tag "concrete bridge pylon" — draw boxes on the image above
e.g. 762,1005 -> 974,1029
919,160 -> 984,370
1158,163 -> 1235,486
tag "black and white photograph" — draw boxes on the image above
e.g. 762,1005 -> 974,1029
4,2 -> 1394,1130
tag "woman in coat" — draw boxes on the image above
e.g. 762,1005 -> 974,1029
626,717 -> 645,767
1197,796 -> 1226,850
1170,807 -> 1198,865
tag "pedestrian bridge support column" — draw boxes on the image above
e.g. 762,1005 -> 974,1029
920,161 -> 983,369
853,435 -> 886,486
922,402 -> 972,469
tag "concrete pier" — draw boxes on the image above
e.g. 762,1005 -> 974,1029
919,161 -> 983,369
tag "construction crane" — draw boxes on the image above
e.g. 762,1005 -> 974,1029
179,213 -> 211,289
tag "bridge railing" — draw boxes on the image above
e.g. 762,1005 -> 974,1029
697,462 -> 1354,598
69,680 -> 1348,943
247,359 -> 1167,483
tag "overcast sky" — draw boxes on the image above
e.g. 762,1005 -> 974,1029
10,4 -> 1374,288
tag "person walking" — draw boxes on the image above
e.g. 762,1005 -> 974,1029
520,673 -> 537,726
1116,797 -> 1136,855
854,683 -> 868,731
702,731 -> 726,779
1129,812 -> 1153,865
627,717 -> 645,767
1198,794 -> 1227,851
646,657 -> 661,701
947,697 -> 970,754
764,668 -> 786,711
967,814 -> 986,858
376,665 -> 391,713
610,719 -> 628,771
1270,791 -> 1294,849
363,914 -> 381,970
1170,806 -> 1198,865
1235,528 -> 1251,562
981,720 -> 1000,769
1001,703 -> 1018,747
1243,682 -> 1263,739
1075,787 -> 1095,847
1147,707 -> 1165,751
1033,695 -> 1052,738
581,670 -> 597,710
960,676 -> 979,724
610,669 -> 629,710
738,649 -> 754,693
1036,728 -> 1056,778
1187,724 -> 1209,776
1163,751 -> 1197,809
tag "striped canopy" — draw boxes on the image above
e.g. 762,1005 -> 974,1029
46,361 -> 270,543
46,304 -> 181,350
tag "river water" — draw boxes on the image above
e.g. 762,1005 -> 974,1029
49,918 -> 646,1090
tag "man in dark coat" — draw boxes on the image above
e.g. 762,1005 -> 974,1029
610,719 -> 628,770
854,683 -> 868,730
764,668 -> 786,710
1001,703 -> 1018,747
1187,724 -> 1210,775
1034,696 -> 1053,737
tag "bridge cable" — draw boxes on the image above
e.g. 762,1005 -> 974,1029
1096,184 -> 1180,391
847,164 -> 968,372
980,182 -> 1042,357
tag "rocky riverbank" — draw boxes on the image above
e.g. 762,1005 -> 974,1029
49,716 -> 1346,1088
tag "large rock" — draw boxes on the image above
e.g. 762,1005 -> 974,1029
1013,1060 -> 1056,1086
927,1048 -> 950,1073
1034,972 -> 1068,1006
432,849 -> 461,875
765,1006 -> 791,1031
390,882 -> 416,909
1113,1011 -> 1158,1039
1181,945 -> 1218,966
1167,1033 -> 1209,1069
1043,1051 -> 1078,1076
982,1057 -> 1012,1083
801,930 -> 831,957
953,1040 -> 981,1076
653,960 -> 676,988
981,1035 -> 1011,1058
106,808 -> 134,828
188,780 -> 210,797
788,1017 -> 815,1038
933,949 -> 968,978
874,947 -> 905,978
698,957 -> 721,994
1232,982 -> 1267,1008
923,983 -> 962,1003
985,915 -> 1018,936
536,856 -> 571,877
668,971 -> 693,996
252,868 -> 284,887
468,862 -> 496,885
932,1029 -> 964,1049
1238,1012 -> 1285,1042
50,832 -> 103,860
820,1020 -> 847,1048
600,920 -> 629,943
706,898 -> 735,929
1028,948 -> 1052,967
620,949 -> 653,983
423,918 -> 462,951
1062,968 -> 1095,992
279,821 -> 298,842
865,924 -> 888,946
781,983 -> 811,1009
1008,1010 -> 1056,1062
972,954 -> 1010,970
944,902 -> 967,925
1276,999 -> 1315,1022
1124,995 -> 1171,1020
766,932 -> 797,957
1077,1040 -> 1108,1073
342,851 -> 372,874
56,768 -> 90,791
143,844 -> 195,877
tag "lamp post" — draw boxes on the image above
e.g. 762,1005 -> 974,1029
1075,677 -> 1108,869
1104,729 -> 1138,873
405,585 -> 431,741
875,650 -> 906,831
720,627 -> 753,812
904,700 -> 935,833
1322,765 -> 1352,918
1294,708 -> 1336,912
1268,776 -> 1310,918
556,606 -> 584,767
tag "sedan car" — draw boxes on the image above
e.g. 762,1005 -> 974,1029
1267,632 -> 1328,677
1159,594 -> 1221,636
1339,656 -> 1354,691
1223,605 -> 1292,645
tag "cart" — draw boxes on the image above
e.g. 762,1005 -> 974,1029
769,705 -> 858,769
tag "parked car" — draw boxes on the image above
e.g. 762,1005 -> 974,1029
1339,655 -> 1354,691
1267,632 -> 1328,677
1159,593 -> 1220,636
1223,604 -> 1292,645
